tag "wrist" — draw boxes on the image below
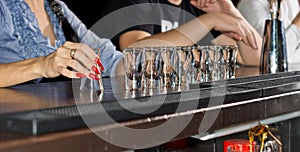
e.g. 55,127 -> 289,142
32,56 -> 47,78
206,13 -> 221,31
198,13 -> 217,29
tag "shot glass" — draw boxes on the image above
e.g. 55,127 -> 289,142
80,48 -> 104,94
190,45 -> 203,83
200,46 -> 213,82
144,47 -> 162,89
214,46 -> 226,80
201,45 -> 225,82
176,46 -> 193,85
160,46 -> 178,87
124,47 -> 144,91
223,45 -> 238,79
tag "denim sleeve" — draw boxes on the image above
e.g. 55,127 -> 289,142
0,1 -> 23,64
0,1 -> 6,35
58,1 -> 124,77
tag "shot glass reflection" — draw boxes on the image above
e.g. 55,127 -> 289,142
79,76 -> 103,103
80,77 -> 102,92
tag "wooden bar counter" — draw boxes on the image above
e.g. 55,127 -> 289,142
0,67 -> 300,152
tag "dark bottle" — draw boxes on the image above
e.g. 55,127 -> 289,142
260,0 -> 288,74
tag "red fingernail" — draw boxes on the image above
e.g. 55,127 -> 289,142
95,57 -> 105,71
76,73 -> 86,78
91,65 -> 100,74
89,73 -> 100,80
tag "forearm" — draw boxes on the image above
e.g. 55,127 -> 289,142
235,16 -> 262,66
0,57 -> 45,87
130,14 -> 215,47
234,5 -> 262,66
236,34 -> 261,67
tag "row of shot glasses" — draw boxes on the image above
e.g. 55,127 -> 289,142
124,45 -> 238,91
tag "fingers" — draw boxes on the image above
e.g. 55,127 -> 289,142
53,42 -> 105,79
63,42 -> 105,69
214,14 -> 258,50
248,31 -> 258,50
235,24 -> 250,46
224,32 -> 242,41
236,23 -> 258,50
72,49 -> 95,73
57,55 -> 101,80
191,0 -> 215,8
63,42 -> 97,61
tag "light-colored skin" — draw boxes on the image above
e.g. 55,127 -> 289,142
294,0 -> 300,29
119,0 -> 262,67
287,0 -> 300,36
293,13 -> 300,28
190,0 -> 262,66
0,0 -> 100,87
292,7 -> 300,29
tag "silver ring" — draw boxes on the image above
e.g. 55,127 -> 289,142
70,49 -> 77,59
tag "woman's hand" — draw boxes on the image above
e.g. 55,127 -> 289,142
41,41 -> 104,80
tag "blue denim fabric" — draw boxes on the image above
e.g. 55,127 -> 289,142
0,0 -> 123,77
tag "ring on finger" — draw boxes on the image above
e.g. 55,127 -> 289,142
70,49 -> 77,59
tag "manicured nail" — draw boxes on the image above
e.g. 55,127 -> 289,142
94,57 -> 105,71
76,73 -> 86,78
91,65 -> 100,74
89,73 -> 100,80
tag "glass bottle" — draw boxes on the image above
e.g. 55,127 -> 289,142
260,0 -> 288,74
